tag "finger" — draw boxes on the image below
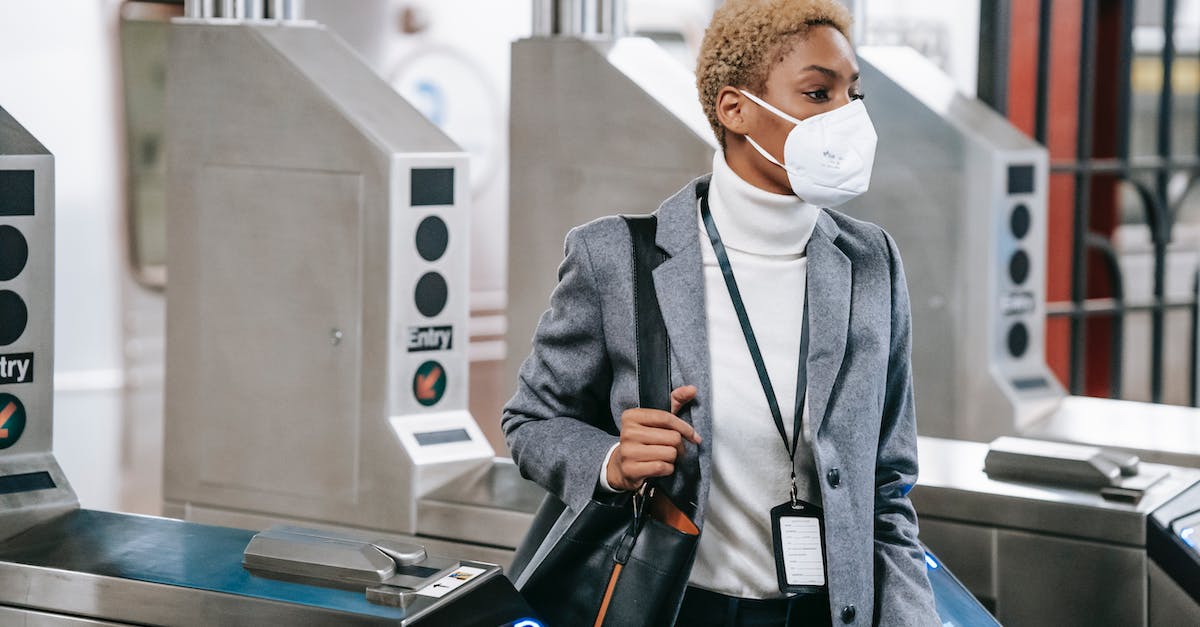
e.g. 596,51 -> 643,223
670,385 -> 698,414
667,413 -> 701,445
625,426 -> 686,460
626,460 -> 675,479
624,425 -> 683,448
628,409 -> 701,445
622,443 -> 679,464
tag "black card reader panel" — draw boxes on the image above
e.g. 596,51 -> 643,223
0,170 -> 34,216
415,428 -> 470,446
1007,164 -> 1035,195
0,471 -> 55,495
411,168 -> 454,207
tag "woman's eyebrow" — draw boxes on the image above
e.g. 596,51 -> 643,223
799,65 -> 861,82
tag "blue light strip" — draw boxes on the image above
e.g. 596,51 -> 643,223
1180,527 -> 1196,549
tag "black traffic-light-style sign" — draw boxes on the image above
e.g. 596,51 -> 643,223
0,290 -> 28,346
0,225 -> 28,281
415,216 -> 449,262
412,360 -> 447,407
414,272 -> 448,318
0,393 -> 27,449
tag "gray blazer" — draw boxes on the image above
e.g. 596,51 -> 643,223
502,175 -> 939,626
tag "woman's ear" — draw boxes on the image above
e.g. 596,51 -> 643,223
715,86 -> 751,138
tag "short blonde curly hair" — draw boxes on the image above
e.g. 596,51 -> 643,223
696,0 -> 853,148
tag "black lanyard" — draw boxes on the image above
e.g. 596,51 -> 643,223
700,190 -> 811,505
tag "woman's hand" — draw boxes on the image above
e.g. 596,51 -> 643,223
606,385 -> 702,492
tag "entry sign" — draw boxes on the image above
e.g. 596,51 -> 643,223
413,360 -> 447,407
407,326 -> 452,352
0,352 -> 32,384
0,393 -> 26,449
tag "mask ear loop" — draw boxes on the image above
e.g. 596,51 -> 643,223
737,89 -> 803,173
743,135 -> 787,170
738,89 -> 804,126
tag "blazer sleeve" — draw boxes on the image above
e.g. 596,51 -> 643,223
502,226 -> 620,513
873,229 -> 940,626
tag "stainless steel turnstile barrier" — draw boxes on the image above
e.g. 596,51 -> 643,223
161,7 -> 513,563
0,510 -> 537,626
835,46 -> 1200,462
913,436 -> 1200,626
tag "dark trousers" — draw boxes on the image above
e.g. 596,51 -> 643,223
674,586 -> 834,627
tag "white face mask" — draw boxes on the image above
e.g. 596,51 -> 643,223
739,89 -> 878,207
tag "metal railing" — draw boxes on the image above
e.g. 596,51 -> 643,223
183,0 -> 303,20
532,0 -> 626,37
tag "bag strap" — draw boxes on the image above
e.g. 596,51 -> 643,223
623,215 -> 670,412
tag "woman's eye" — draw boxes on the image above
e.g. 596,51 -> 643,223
804,89 -> 830,102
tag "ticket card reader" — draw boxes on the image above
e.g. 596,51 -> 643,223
984,436 -> 1158,501
242,525 -> 527,620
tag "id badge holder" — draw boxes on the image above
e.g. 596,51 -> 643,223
770,499 -> 829,595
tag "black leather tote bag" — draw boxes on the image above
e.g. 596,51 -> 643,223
517,215 -> 700,627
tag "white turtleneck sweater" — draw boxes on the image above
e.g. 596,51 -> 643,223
600,152 -> 822,599
690,151 -> 822,598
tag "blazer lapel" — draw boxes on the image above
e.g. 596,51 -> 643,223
652,254 -> 708,408
648,177 -> 712,520
649,177 -> 711,431
805,211 -> 851,436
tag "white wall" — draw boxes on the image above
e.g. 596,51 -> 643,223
861,0 -> 981,97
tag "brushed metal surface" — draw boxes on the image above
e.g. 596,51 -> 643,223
915,436 -> 1200,627
0,454 -> 77,541
0,563 -> 405,626
192,166 -> 363,502
417,460 -> 545,549
0,606 -> 130,626
1148,559 -> 1200,626
243,526 -> 401,585
0,510 -> 411,625
1027,395 -> 1200,469
996,529 -> 1146,627
0,509 -> 513,626
913,437 -> 1200,546
165,500 -> 521,569
164,21 -> 477,535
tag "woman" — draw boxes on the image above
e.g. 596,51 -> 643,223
503,1 -> 939,625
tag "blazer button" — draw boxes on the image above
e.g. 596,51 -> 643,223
827,468 -> 841,488
840,604 -> 856,623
